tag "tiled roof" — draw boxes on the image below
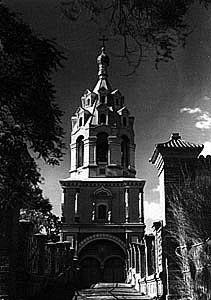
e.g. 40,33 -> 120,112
150,133 -> 204,164
156,133 -> 203,150
93,77 -> 112,94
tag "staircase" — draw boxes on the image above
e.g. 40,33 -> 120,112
73,283 -> 152,300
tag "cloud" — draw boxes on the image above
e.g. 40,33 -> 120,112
203,96 -> 211,101
144,201 -> 162,221
180,107 -> 202,114
200,141 -> 211,156
180,106 -> 211,130
195,112 -> 211,130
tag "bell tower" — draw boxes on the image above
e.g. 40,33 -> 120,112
60,45 -> 146,288
70,46 -> 136,179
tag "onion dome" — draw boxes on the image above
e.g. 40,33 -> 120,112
97,46 -> 109,78
93,46 -> 112,93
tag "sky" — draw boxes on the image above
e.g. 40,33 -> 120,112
5,0 -> 211,229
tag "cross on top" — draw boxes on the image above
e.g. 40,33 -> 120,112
99,35 -> 108,48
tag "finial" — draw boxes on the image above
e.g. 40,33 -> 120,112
171,133 -> 181,140
97,36 -> 109,79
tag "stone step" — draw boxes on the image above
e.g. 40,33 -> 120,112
74,282 -> 151,300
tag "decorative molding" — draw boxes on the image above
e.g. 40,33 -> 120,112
78,233 -> 126,254
94,185 -> 112,196
60,180 -> 145,189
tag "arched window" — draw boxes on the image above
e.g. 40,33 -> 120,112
123,117 -> 127,127
99,114 -> 106,124
98,204 -> 107,220
76,136 -> 84,168
121,135 -> 130,168
96,132 -> 108,163
79,117 -> 83,127
101,95 -> 105,104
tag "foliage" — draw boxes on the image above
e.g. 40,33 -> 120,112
60,0 -> 211,71
167,176 -> 211,245
0,120 -> 44,209
165,163 -> 211,299
20,198 -> 61,242
0,4 -> 65,210
0,4 -> 65,165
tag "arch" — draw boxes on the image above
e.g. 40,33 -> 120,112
94,185 -> 112,197
121,135 -> 130,168
76,135 -> 84,168
96,132 -> 108,163
103,255 -> 125,265
78,234 -> 126,254
80,255 -> 101,265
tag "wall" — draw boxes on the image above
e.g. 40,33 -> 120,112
16,220 -> 75,299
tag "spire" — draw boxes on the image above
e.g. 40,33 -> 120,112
93,38 -> 112,94
97,46 -> 109,79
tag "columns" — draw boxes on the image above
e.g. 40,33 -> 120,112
70,142 -> 77,171
144,239 -> 149,278
107,210 -> 111,223
92,202 -> 96,222
74,235 -> 79,260
83,137 -> 90,166
125,187 -> 129,223
132,244 -> 136,270
139,189 -> 144,223
88,136 -> 97,165
135,244 -> 141,274
74,189 -> 80,222
61,188 -> 65,223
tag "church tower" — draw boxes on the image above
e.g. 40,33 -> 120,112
60,45 -> 146,288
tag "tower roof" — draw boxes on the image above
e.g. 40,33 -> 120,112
93,46 -> 112,94
150,133 -> 204,164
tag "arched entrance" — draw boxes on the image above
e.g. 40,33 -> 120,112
79,238 -> 126,288
103,256 -> 125,283
80,257 -> 101,287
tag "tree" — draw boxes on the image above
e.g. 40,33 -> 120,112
165,159 -> 211,299
0,3 -> 65,210
20,198 -> 61,242
60,0 -> 211,71
0,4 -> 65,298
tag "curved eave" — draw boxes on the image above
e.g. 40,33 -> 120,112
150,141 -> 204,164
